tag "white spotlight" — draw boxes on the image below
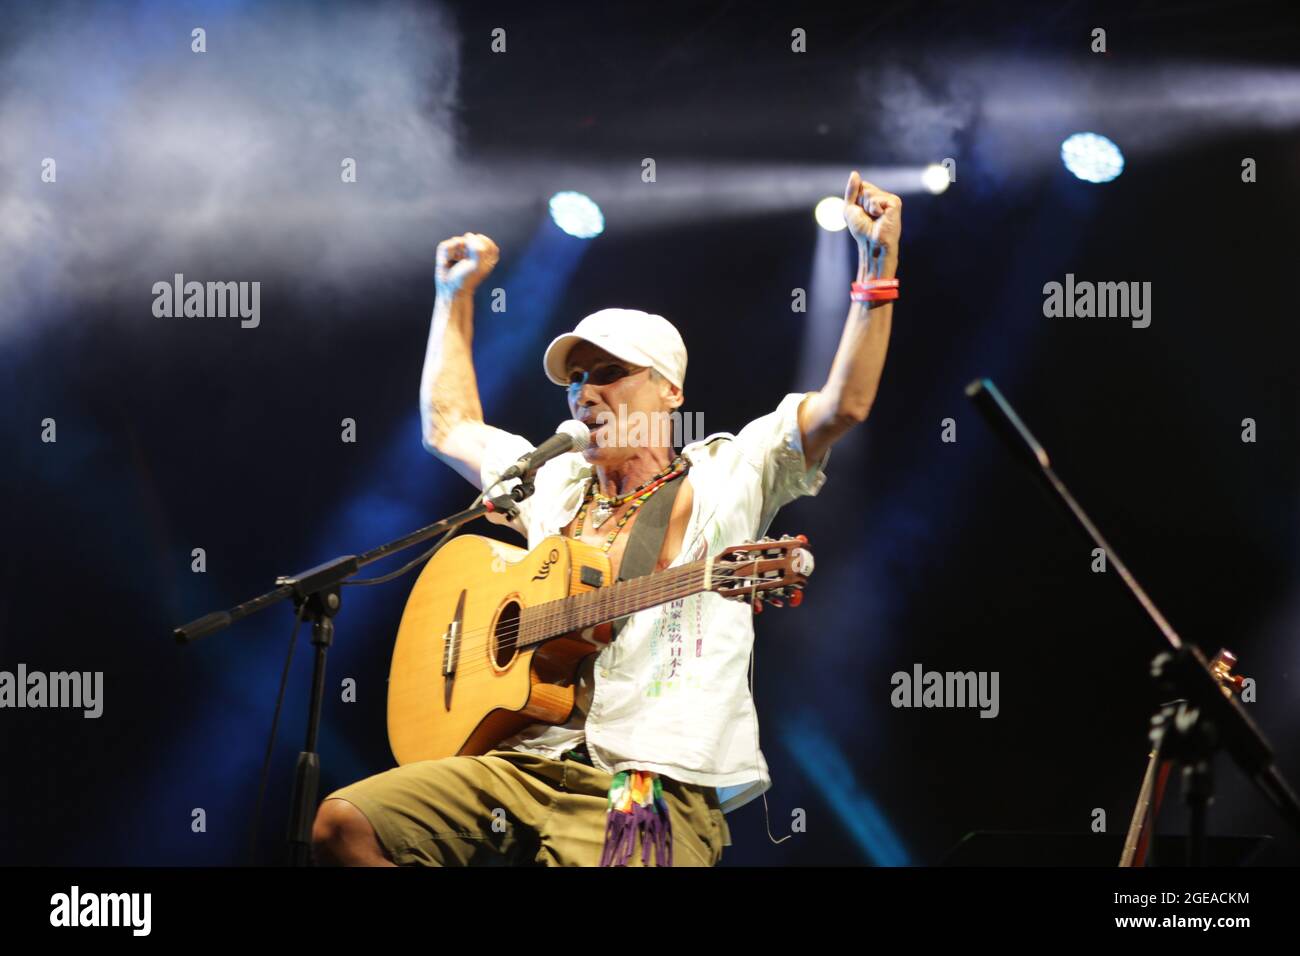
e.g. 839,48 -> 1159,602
1061,132 -> 1125,183
814,196 -> 847,232
548,191 -> 604,238
922,164 -> 951,194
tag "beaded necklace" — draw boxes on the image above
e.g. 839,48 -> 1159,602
572,454 -> 688,552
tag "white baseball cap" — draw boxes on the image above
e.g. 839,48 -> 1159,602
543,308 -> 687,390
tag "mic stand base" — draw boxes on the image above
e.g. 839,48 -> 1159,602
1150,649 -> 1222,868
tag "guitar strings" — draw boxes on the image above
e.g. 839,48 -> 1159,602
401,562 -> 772,684
392,559 -> 795,684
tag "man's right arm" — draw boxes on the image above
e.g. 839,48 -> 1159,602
419,233 -> 500,489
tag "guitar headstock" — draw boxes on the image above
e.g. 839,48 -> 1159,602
711,535 -> 814,612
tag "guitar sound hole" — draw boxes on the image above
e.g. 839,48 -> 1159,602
493,601 -> 522,668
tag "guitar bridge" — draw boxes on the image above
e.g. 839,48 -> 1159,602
442,619 -> 461,678
442,589 -> 467,711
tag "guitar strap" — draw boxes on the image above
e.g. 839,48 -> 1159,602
569,468 -> 689,714
609,467 -> 689,640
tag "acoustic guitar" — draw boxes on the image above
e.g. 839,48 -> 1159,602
387,532 -> 813,764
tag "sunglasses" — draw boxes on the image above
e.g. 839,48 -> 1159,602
565,362 -> 648,394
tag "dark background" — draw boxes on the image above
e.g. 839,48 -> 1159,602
2,0 -> 1298,866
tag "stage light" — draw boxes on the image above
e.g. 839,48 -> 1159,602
814,196 -> 847,231
922,164 -> 951,194
1061,132 -> 1125,183
548,191 -> 604,238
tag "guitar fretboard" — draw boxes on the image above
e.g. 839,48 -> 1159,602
517,558 -> 713,646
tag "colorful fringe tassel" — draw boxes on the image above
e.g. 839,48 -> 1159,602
599,770 -> 673,867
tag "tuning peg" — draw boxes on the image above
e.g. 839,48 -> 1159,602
788,589 -> 803,607
752,599 -> 763,614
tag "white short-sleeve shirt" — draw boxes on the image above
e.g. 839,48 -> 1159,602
476,391 -> 830,814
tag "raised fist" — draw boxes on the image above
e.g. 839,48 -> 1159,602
435,233 -> 499,297
843,171 -> 902,275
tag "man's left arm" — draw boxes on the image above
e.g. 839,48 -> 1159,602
798,170 -> 903,467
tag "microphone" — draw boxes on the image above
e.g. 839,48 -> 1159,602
499,419 -> 591,482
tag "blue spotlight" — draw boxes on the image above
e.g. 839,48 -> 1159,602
548,191 -> 605,238
1061,132 -> 1125,183
779,712 -> 912,865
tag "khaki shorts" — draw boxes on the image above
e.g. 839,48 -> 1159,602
323,748 -> 732,867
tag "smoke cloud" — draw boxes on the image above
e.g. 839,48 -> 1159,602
0,0 -> 461,340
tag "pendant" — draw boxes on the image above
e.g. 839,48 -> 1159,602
592,500 -> 615,529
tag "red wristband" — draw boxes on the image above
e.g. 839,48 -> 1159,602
850,278 -> 899,302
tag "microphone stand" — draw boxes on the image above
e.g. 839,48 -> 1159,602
966,378 -> 1300,864
173,480 -> 535,866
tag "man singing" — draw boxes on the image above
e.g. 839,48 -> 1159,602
312,170 -> 902,866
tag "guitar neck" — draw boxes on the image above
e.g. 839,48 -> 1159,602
518,557 -> 714,647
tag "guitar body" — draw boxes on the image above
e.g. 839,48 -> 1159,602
387,534 -> 614,765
